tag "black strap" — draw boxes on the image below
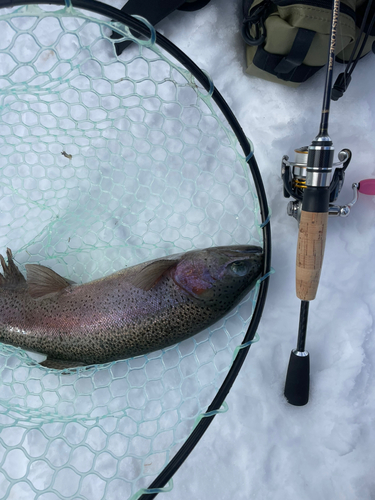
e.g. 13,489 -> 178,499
274,28 -> 316,74
253,34 -> 323,83
178,0 -> 211,12
112,0 -> 210,55
112,0 -> 186,55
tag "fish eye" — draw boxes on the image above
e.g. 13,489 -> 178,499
230,261 -> 249,277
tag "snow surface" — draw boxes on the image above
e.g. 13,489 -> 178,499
104,1 -> 375,499
1,1 -> 375,499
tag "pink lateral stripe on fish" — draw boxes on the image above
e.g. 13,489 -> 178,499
0,246 -> 263,369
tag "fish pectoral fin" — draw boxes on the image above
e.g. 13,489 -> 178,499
25,264 -> 73,299
40,359 -> 87,369
0,248 -> 27,289
131,259 -> 179,291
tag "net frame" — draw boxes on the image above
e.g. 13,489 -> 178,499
0,0 -> 272,498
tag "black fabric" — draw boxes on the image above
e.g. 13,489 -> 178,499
116,0 -> 186,26
253,41 -> 324,83
274,28 -> 316,73
178,0 -> 211,12
111,0 -> 186,55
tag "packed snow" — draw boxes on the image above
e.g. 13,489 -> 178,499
1,0 -> 375,499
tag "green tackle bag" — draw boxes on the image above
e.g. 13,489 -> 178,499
242,0 -> 375,86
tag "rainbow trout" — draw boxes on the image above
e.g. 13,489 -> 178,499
0,246 -> 263,368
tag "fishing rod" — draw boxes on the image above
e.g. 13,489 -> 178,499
281,0 -> 375,406
283,0 -> 340,406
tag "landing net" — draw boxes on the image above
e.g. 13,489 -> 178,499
0,2 -> 267,499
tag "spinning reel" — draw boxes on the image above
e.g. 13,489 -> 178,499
282,146 -> 375,223
282,146 -> 361,222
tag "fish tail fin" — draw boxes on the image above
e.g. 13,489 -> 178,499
0,248 -> 26,289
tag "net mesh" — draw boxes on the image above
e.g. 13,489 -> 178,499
0,4 -> 262,499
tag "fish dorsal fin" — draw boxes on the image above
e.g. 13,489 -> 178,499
131,259 -> 178,291
0,248 -> 26,289
25,264 -> 72,298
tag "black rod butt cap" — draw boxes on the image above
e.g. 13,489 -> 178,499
284,350 -> 310,406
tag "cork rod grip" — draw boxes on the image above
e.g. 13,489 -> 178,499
296,210 -> 328,301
